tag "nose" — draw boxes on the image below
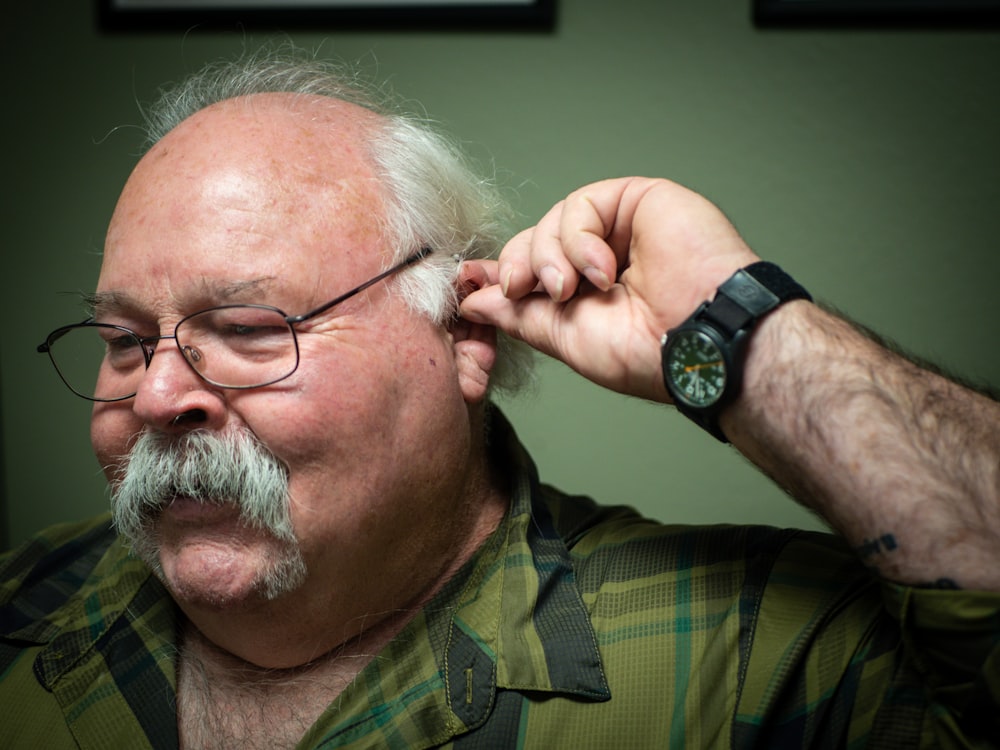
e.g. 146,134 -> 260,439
132,337 -> 227,433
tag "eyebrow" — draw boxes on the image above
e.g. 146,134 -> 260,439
83,278 -> 278,317
82,290 -> 133,318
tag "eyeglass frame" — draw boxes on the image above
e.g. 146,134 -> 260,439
37,247 -> 433,402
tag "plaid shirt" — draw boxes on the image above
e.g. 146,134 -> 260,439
2,416 -> 998,748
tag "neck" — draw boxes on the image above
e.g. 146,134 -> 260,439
176,567 -> 444,669
180,606 -> 403,690
177,618 -> 384,750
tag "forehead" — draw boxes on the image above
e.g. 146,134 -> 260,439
98,94 -> 390,309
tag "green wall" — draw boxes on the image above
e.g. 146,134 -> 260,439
3,0 -> 998,549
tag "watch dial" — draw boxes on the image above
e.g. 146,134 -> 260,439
666,329 -> 727,408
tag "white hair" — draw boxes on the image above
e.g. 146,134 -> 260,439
141,46 -> 533,392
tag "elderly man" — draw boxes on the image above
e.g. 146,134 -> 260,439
2,51 -> 998,748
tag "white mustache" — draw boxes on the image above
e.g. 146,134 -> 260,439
111,428 -> 295,543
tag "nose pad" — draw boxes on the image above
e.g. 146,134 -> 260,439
182,345 -> 203,365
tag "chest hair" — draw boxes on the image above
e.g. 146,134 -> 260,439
176,630 -> 376,750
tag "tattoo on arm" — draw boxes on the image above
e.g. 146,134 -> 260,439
854,533 -> 962,589
854,533 -> 898,561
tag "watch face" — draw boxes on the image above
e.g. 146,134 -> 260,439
665,329 -> 727,409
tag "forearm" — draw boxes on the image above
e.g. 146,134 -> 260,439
725,301 -> 1000,590
460,176 -> 1000,590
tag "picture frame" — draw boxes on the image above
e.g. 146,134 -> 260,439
754,0 -> 1000,26
98,0 -> 556,31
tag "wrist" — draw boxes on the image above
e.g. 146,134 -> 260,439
718,298 -> 815,441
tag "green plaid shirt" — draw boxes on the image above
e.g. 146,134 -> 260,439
3,416 -> 998,748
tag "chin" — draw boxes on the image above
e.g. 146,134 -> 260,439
162,544 -> 308,609
126,519 -> 308,606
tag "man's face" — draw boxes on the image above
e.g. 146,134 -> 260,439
91,95 -> 494,633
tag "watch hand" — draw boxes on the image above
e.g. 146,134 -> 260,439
684,361 -> 723,373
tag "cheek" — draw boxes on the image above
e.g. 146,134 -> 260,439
90,403 -> 144,480
232,350 -> 395,468
245,331 -> 461,479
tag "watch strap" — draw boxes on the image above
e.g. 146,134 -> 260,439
743,261 -> 812,305
704,262 -> 811,337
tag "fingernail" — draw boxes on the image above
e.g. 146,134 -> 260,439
501,266 -> 513,297
461,308 -> 486,323
583,265 -> 611,290
539,265 -> 565,301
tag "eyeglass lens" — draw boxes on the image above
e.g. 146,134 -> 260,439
179,307 -> 298,389
46,307 -> 299,401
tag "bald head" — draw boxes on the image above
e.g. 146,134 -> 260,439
108,93 -> 390,269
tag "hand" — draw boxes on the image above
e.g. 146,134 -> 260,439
460,177 -> 760,401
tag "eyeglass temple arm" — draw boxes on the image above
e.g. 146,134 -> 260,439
285,247 -> 432,325
37,246 -> 433,351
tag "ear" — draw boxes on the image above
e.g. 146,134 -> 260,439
452,263 -> 498,404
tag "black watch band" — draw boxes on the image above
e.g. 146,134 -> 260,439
699,262 -> 810,338
662,262 -> 811,442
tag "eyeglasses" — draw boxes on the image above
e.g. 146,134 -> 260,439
38,248 -> 431,402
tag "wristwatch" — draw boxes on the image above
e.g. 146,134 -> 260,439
660,262 -> 811,442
